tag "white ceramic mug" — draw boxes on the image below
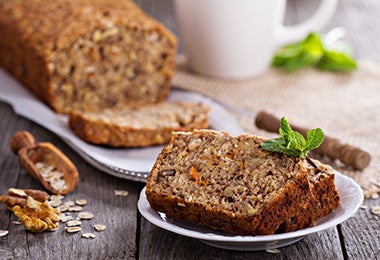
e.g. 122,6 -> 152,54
174,0 -> 339,79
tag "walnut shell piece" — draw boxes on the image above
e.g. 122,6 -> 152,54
0,188 -> 60,233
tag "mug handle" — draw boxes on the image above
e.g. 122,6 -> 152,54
276,0 -> 339,46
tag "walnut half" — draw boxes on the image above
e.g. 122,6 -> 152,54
0,188 -> 60,233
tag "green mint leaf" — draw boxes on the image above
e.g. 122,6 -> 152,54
305,128 -> 324,151
272,32 -> 357,73
279,117 -> 292,141
271,43 -> 302,67
261,117 -> 325,160
317,50 -> 357,72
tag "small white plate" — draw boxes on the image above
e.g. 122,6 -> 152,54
138,171 -> 363,251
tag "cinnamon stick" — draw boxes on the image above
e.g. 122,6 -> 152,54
255,110 -> 371,171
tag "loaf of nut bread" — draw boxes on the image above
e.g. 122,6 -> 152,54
69,102 -> 210,148
0,0 -> 176,114
146,129 -> 340,235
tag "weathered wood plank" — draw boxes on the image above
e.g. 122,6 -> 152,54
339,198 -> 380,259
138,216 -> 343,260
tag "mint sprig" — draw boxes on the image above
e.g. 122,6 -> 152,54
272,32 -> 357,73
261,117 -> 324,168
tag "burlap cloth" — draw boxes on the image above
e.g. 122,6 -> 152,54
172,60 -> 380,198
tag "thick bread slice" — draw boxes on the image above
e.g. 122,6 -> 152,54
69,102 -> 210,148
146,129 -> 340,235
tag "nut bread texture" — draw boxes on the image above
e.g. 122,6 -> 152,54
69,102 -> 210,148
146,129 -> 340,235
0,0 -> 176,114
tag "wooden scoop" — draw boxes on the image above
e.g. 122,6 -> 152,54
10,131 -> 79,195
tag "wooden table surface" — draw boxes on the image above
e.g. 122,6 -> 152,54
1,0 -> 380,259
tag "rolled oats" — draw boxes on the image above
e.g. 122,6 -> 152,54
0,230 -> 9,237
57,204 -> 70,212
59,214 -> 73,223
114,190 -> 129,197
94,224 -> 106,232
66,220 -> 82,227
75,199 -> 87,206
82,232 -> 96,239
78,212 -> 94,220
66,227 -> 81,233
371,206 -> 380,215
69,206 -> 83,212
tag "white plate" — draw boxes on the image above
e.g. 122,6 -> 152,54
138,171 -> 363,251
0,68 -> 244,181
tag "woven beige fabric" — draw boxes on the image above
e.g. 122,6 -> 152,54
173,60 -> 380,197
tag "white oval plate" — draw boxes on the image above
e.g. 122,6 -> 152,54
138,171 -> 363,251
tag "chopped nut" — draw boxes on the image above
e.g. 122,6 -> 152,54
66,227 -> 81,233
78,212 -> 94,220
8,188 -> 27,198
0,230 -> 9,237
82,232 -> 96,239
160,170 -> 176,177
66,220 -> 82,227
114,190 -> 129,197
75,199 -> 87,206
94,224 -> 106,232
0,188 -> 60,233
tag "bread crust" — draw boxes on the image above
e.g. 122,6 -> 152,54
0,0 -> 176,113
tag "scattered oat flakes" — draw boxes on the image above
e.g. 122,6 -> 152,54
370,206 -> 380,215
12,221 -> 21,225
48,226 -> 59,232
66,220 -> 82,227
360,205 -> 368,209
266,248 -> 281,254
57,204 -> 70,212
66,227 -> 81,233
69,206 -> 83,212
82,232 -> 96,239
60,214 -> 73,223
94,224 -> 106,232
49,199 -> 63,208
50,195 -> 65,201
36,162 -> 67,192
65,201 -> 75,207
0,230 -> 9,237
114,190 -> 129,197
75,199 -> 87,206
78,212 -> 94,220
371,193 -> 379,199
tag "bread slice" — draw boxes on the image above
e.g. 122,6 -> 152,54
0,0 -> 176,114
146,129 -> 340,235
69,102 -> 210,148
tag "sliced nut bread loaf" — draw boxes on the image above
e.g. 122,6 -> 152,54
69,102 -> 210,148
146,129 -> 340,235
0,0 -> 176,114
